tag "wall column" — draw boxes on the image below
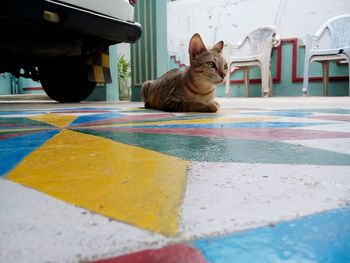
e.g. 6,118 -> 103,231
87,44 -> 119,101
106,44 -> 119,101
130,0 -> 168,101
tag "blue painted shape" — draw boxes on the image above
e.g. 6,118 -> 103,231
70,113 -> 124,126
127,122 -> 330,129
0,130 -> 59,176
194,206 -> 350,263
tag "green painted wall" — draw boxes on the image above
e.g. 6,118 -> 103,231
130,0 -> 168,101
0,73 -> 13,95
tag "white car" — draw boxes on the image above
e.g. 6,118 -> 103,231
0,0 -> 141,102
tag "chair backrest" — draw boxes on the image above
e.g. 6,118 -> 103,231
223,25 -> 279,59
247,25 -> 278,55
316,14 -> 350,48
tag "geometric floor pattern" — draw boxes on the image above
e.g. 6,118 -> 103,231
1,100 -> 350,262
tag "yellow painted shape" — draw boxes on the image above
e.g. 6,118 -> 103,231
30,114 -> 77,128
7,129 -> 189,236
91,117 -> 273,128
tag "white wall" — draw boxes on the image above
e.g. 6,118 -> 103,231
168,0 -> 350,64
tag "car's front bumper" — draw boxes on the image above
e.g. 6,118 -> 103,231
0,0 -> 142,44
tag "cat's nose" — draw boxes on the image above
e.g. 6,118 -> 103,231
220,72 -> 226,80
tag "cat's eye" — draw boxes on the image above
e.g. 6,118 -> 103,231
207,61 -> 216,68
224,64 -> 228,70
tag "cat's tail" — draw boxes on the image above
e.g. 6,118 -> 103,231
141,81 -> 152,108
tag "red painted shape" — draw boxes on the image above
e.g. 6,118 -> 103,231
170,55 -> 188,68
92,244 -> 208,263
23,86 -> 43,91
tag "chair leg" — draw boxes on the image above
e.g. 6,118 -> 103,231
302,55 -> 310,96
260,64 -> 269,97
268,66 -> 273,97
242,67 -> 250,97
321,61 -> 329,96
225,63 -> 231,97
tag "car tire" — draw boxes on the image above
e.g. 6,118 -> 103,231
39,60 -> 96,103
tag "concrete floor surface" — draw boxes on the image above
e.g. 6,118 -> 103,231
0,97 -> 349,263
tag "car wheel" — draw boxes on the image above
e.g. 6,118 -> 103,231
39,61 -> 96,103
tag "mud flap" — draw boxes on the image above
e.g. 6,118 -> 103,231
87,51 -> 112,83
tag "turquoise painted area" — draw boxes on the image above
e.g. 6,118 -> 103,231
107,45 -> 119,101
86,85 -> 109,101
131,86 -> 142,102
70,113 -> 124,126
194,206 -> 350,263
0,130 -> 59,176
291,109 -> 350,115
0,117 -> 55,128
110,122 -> 330,129
19,77 -> 44,94
0,73 -> 13,95
75,130 -> 350,165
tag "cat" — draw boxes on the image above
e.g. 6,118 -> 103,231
142,33 -> 228,112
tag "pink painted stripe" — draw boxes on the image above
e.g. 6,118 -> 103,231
95,127 -> 350,141
91,244 -> 208,263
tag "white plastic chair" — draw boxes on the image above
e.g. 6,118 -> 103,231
303,14 -> 350,96
223,25 -> 280,97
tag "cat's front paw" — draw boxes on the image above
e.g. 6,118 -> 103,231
207,101 -> 220,112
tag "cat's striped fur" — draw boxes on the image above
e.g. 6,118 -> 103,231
142,33 -> 227,112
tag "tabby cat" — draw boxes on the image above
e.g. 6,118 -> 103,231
142,33 -> 227,112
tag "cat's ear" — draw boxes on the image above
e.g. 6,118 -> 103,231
212,41 -> 224,54
189,33 -> 206,59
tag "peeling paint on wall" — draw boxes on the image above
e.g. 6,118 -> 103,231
168,0 -> 350,64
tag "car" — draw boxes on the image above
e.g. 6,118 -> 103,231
0,0 -> 142,102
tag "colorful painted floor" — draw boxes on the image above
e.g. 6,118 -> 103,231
0,97 -> 350,263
